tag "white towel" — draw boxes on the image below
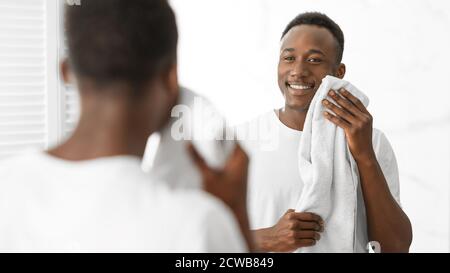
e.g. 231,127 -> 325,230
142,87 -> 235,189
295,75 -> 369,253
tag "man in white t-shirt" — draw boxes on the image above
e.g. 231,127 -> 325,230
239,12 -> 412,253
0,0 -> 251,252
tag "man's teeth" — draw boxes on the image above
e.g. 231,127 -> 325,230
289,84 -> 313,90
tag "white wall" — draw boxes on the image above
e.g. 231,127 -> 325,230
171,0 -> 450,252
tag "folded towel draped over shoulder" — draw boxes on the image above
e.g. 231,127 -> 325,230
295,75 -> 369,253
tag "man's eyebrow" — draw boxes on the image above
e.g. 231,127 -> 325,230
281,48 -> 326,56
281,48 -> 295,53
306,49 -> 325,56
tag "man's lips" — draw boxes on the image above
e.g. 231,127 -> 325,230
286,82 -> 315,96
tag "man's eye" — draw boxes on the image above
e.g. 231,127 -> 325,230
308,58 -> 322,63
284,56 -> 295,62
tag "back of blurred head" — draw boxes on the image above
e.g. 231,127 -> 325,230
62,0 -> 179,144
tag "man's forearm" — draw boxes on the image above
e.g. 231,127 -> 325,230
356,156 -> 412,252
232,205 -> 255,252
252,228 -> 273,252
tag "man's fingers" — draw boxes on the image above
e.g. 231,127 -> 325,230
323,99 -> 357,124
289,212 -> 323,224
295,239 -> 316,248
323,111 -> 351,130
189,142 -> 249,176
298,221 -> 323,232
294,230 -> 321,241
286,209 -> 295,214
287,219 -> 322,232
340,88 -> 369,114
327,89 -> 361,117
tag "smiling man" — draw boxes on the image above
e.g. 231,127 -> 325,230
239,12 -> 412,253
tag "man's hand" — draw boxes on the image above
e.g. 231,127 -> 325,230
323,89 -> 413,251
188,143 -> 253,251
187,143 -> 248,211
253,209 -> 324,253
322,88 -> 376,163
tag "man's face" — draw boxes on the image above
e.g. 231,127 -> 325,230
278,25 -> 345,111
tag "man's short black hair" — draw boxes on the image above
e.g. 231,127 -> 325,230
65,0 -> 178,90
281,12 -> 344,64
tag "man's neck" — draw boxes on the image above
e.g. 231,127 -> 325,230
48,97 -> 152,161
278,105 -> 308,131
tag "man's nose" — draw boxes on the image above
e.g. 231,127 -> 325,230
290,61 -> 310,77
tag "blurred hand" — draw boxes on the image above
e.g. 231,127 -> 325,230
187,143 -> 249,211
188,143 -> 253,251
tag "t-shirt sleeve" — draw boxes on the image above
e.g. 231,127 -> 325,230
372,129 -> 401,205
197,198 -> 248,253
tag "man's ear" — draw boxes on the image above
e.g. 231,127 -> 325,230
335,63 -> 346,79
164,62 -> 179,104
60,59 -> 74,84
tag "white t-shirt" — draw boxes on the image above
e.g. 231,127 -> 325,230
238,110 -> 401,252
0,152 -> 246,253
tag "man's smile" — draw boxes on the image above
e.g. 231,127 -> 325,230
286,82 -> 315,95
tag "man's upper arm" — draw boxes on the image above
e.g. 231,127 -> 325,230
372,129 -> 401,205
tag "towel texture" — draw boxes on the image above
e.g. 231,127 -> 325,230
295,75 -> 369,253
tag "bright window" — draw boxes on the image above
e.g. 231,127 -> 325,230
0,0 -> 76,159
